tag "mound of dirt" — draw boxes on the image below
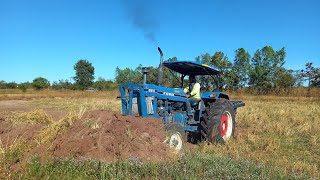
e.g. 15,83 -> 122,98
32,110 -> 169,162
0,116 -> 44,145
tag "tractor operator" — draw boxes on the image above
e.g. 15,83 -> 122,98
184,75 -> 201,120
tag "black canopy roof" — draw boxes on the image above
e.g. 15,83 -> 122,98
163,61 -> 221,76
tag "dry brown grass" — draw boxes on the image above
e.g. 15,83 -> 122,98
31,97 -> 121,113
0,137 -> 20,156
0,89 -> 119,101
35,109 -> 82,145
0,108 -> 86,178
83,119 -> 100,129
8,109 -> 53,124
1,89 -> 319,177
199,95 -> 320,177
0,89 -> 121,113
225,87 -> 320,97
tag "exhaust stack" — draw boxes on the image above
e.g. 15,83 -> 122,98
157,47 -> 164,86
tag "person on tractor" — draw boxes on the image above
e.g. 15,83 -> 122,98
184,75 -> 201,120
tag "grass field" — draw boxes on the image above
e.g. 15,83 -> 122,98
0,89 -> 319,179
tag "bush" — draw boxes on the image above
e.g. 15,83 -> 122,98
32,77 -> 50,90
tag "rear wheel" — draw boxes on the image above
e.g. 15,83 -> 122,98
200,98 -> 235,143
165,123 -> 186,151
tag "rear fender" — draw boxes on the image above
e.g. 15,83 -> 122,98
201,92 -> 229,100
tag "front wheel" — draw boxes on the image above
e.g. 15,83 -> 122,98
201,98 -> 235,143
164,123 -> 186,151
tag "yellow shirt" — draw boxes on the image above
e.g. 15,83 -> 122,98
184,82 -> 201,99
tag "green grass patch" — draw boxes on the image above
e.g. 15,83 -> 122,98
13,152 -> 312,179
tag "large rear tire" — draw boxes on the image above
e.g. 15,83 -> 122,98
165,123 -> 186,151
200,98 -> 235,143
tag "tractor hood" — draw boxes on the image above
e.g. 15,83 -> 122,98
163,61 -> 221,76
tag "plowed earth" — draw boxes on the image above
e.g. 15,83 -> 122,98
0,101 -> 170,170
47,110 -> 169,162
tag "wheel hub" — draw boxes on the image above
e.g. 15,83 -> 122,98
220,114 -> 228,136
169,133 -> 183,151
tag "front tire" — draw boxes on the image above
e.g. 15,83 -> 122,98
201,98 -> 235,143
165,123 -> 186,151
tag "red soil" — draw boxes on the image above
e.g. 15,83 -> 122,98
15,110 -> 169,165
49,110 -> 169,162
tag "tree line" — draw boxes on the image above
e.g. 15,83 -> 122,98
0,60 -> 117,91
115,46 -> 319,94
0,46 -> 319,94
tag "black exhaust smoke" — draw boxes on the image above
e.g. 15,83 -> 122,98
121,0 -> 158,44
157,47 -> 163,86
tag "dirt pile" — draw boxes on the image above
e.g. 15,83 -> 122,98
1,109 -> 170,169
0,116 -> 44,145
34,110 -> 169,162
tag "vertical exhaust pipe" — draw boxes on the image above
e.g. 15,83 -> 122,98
157,47 -> 163,86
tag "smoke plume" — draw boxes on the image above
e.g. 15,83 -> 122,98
121,0 -> 159,44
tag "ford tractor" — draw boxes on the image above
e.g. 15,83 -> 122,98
119,47 -> 245,151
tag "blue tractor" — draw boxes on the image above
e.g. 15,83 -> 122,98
119,47 -> 245,151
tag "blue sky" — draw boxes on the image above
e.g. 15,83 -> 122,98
0,0 -> 319,83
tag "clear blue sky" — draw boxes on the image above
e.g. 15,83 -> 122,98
1,0 -> 319,83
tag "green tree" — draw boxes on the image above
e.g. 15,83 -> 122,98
0,81 -> 18,89
73,60 -> 95,90
194,52 -> 231,91
211,52 -> 233,90
275,69 -> 295,88
141,57 -> 180,87
0,81 -> 5,89
301,62 -> 320,87
32,77 -> 50,90
115,65 -> 142,84
142,66 -> 158,85
249,46 -> 286,93
290,70 -> 304,87
6,82 -> 18,89
18,82 -> 31,92
52,79 -> 73,90
195,53 -> 215,91
232,48 -> 250,88
314,71 -> 320,87
195,56 -> 201,62
93,77 -> 117,91
163,57 -> 180,87
114,57 -> 180,87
